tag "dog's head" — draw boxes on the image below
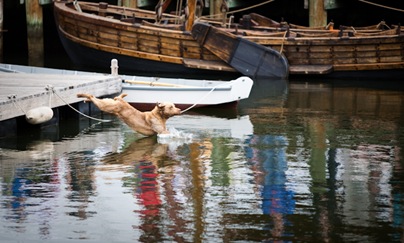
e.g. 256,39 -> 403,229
156,102 -> 181,118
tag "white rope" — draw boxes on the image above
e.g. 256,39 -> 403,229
8,94 -> 26,114
45,85 -> 112,123
358,0 -> 404,13
180,82 -> 230,113
279,30 -> 287,55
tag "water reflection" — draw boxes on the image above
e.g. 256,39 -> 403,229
1,79 -> 404,242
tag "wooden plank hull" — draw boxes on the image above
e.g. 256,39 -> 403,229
53,1 -> 404,78
191,23 -> 289,79
235,14 -> 404,77
53,1 -> 236,77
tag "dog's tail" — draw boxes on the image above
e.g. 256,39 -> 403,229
113,93 -> 128,100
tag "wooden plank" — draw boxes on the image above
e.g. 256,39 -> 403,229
26,0 -> 44,66
183,59 -> 235,72
333,62 -> 404,71
60,26 -> 184,64
0,73 -> 122,121
191,22 -> 289,79
289,65 -> 333,74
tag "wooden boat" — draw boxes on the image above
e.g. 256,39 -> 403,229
222,13 -> 404,77
53,0 -> 237,77
54,0 -> 404,78
53,0 -> 289,79
0,61 -> 253,111
191,22 -> 289,79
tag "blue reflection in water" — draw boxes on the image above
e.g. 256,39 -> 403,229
245,135 -> 295,237
10,174 -> 31,220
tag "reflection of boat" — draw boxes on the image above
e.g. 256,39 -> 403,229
0,61 -> 253,111
166,114 -> 253,139
239,78 -> 288,109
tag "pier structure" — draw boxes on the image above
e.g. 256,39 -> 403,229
0,65 -> 122,137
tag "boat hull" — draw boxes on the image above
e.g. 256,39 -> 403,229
54,1 -> 237,78
0,62 -> 253,111
121,76 -> 254,110
54,1 -> 404,79
57,28 -> 203,76
192,22 -> 289,79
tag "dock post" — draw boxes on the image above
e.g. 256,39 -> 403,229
122,0 -> 137,8
111,59 -> 119,76
210,0 -> 221,20
25,0 -> 44,66
309,0 -> 327,27
0,0 -> 3,62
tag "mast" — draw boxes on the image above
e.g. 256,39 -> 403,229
185,0 -> 196,31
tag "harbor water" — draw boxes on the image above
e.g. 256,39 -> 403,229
1,1 -> 404,241
1,77 -> 404,242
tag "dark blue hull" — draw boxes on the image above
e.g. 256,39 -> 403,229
57,29 -> 237,79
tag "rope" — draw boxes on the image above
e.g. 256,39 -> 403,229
279,30 -> 287,55
8,94 -> 26,115
202,0 -> 275,20
358,0 -> 404,13
45,85 -> 112,123
180,82 -> 230,114
227,0 -> 275,15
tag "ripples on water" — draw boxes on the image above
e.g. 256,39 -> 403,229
1,79 -> 404,242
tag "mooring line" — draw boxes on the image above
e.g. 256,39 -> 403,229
45,85 -> 112,123
358,0 -> 404,13
180,82 -> 230,114
8,94 -> 27,115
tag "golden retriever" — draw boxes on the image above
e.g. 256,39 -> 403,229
77,93 -> 181,136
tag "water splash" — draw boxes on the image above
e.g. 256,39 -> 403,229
157,127 -> 193,146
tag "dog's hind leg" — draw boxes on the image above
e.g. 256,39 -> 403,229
77,93 -> 93,103
77,93 -> 121,114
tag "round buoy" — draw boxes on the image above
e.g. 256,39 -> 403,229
25,106 -> 54,125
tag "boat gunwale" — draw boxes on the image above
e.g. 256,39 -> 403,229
57,26 -> 185,64
54,0 -> 227,69
56,1 -> 188,36
122,84 -> 232,92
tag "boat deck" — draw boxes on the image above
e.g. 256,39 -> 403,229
0,72 -> 122,122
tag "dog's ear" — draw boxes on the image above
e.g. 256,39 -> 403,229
157,102 -> 165,109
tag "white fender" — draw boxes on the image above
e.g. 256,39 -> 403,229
25,106 -> 54,125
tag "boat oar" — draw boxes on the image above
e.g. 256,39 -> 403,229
124,80 -> 191,88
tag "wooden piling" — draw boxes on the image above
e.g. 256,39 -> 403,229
0,0 -> 3,63
309,0 -> 327,27
210,0 -> 221,20
25,0 -> 44,66
122,0 -> 137,8
185,0 -> 196,31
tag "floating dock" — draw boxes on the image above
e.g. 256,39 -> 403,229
0,65 -> 122,137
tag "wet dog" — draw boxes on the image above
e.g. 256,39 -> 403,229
77,93 -> 181,136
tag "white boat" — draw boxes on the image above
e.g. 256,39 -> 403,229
120,75 -> 253,110
0,61 -> 253,111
